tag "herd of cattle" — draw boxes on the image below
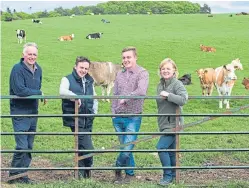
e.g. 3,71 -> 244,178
14,18 -> 248,109
15,18 -> 107,43
86,57 -> 248,110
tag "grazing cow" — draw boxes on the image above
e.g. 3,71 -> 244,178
86,32 -> 103,39
16,29 -> 26,44
200,44 -> 216,52
242,78 -> 249,90
58,34 -> 74,41
178,74 -> 192,85
101,19 -> 110,23
241,12 -> 249,15
88,62 -> 122,102
5,17 -> 13,22
196,68 -> 216,96
32,19 -> 42,24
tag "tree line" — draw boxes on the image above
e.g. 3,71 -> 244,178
1,1 -> 212,21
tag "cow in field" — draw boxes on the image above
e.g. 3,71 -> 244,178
197,58 -> 243,98
58,34 -> 74,41
16,29 -> 26,44
32,19 -> 42,24
86,32 -> 103,39
214,64 -> 237,109
242,78 -> 249,90
196,68 -> 216,96
88,62 -> 122,102
200,44 -> 216,52
101,19 -> 110,23
178,74 -> 192,85
200,58 -> 243,109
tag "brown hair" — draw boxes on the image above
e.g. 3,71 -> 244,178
159,58 -> 179,78
75,56 -> 90,65
122,46 -> 137,57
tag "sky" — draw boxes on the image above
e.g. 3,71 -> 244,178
1,0 -> 249,14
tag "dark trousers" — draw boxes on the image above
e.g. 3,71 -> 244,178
70,125 -> 94,175
9,117 -> 37,176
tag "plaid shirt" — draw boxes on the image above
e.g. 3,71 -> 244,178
111,65 -> 149,114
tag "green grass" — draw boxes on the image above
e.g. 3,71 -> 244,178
1,14 -> 249,187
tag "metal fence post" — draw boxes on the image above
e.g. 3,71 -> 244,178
175,107 -> 180,184
74,100 -> 79,179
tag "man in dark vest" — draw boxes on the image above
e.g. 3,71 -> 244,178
59,56 -> 98,178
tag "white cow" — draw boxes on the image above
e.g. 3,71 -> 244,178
16,29 -> 26,44
214,64 -> 237,109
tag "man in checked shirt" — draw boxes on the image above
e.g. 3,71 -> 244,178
111,46 -> 149,184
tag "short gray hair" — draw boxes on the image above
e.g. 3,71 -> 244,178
23,42 -> 38,53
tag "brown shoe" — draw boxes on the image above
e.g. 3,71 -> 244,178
123,174 -> 135,184
113,170 -> 122,183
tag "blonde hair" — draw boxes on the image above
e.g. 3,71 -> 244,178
159,58 -> 179,78
122,46 -> 137,57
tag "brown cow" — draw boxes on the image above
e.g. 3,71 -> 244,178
89,62 -> 122,102
196,68 -> 215,96
242,77 -> 249,90
200,44 -> 216,52
58,34 -> 74,41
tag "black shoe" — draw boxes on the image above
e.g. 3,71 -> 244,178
8,177 -> 35,184
79,170 -> 91,179
83,170 -> 91,178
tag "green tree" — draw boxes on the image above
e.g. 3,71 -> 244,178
48,11 -> 61,17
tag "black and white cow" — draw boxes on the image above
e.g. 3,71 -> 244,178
32,19 -> 42,24
178,74 -> 192,85
16,29 -> 26,44
86,32 -> 103,39
101,19 -> 110,23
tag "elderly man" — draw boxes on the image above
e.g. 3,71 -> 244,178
8,42 -> 47,184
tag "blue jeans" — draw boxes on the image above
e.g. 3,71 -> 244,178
156,135 -> 176,179
112,116 -> 142,176
9,117 -> 37,176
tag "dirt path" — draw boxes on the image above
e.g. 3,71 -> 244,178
1,155 -> 249,186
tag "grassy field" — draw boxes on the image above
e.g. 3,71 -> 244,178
1,14 -> 249,187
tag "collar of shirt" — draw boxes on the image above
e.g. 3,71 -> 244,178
23,61 -> 37,73
82,76 -> 86,83
126,64 -> 139,74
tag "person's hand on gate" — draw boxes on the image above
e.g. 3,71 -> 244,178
77,99 -> 82,107
119,99 -> 126,105
160,91 -> 169,99
41,92 -> 48,105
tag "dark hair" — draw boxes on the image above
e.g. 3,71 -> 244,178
75,56 -> 90,65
